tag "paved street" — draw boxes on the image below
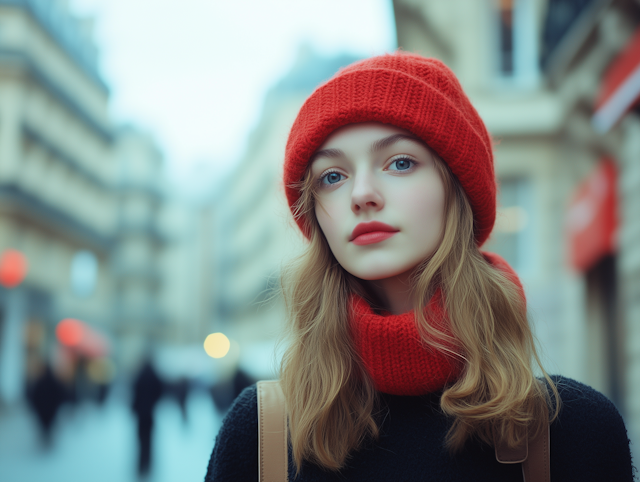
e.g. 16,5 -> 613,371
0,387 -> 222,482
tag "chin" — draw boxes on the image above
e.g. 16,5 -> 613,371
348,265 -> 414,281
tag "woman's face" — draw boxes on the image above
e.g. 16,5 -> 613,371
310,122 -> 446,282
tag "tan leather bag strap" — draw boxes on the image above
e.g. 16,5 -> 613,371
257,380 -> 288,482
522,407 -> 550,482
495,402 -> 550,482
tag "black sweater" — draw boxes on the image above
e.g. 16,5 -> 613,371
205,376 -> 634,481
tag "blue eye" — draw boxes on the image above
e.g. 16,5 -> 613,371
389,158 -> 414,171
321,171 -> 345,185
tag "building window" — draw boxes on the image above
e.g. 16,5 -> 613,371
499,0 -> 515,76
540,0 -> 596,72
493,0 -> 540,89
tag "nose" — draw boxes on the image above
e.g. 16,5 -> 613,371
351,173 -> 384,214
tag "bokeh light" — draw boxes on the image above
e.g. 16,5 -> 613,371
56,318 -> 85,347
0,249 -> 28,288
203,333 -> 231,359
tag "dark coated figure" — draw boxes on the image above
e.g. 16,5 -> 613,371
131,359 -> 164,477
26,363 -> 67,448
169,377 -> 190,424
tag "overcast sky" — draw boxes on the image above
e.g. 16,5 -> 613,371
68,0 -> 397,191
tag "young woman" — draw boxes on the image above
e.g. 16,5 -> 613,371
205,53 -> 633,481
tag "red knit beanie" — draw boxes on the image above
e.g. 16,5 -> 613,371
284,51 -> 496,246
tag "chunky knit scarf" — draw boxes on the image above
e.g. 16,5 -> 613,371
350,252 -> 522,396
350,291 -> 461,396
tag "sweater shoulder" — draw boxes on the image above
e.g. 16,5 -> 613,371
205,384 -> 258,482
549,375 -> 624,426
547,375 -> 635,481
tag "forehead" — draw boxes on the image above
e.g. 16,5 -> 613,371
318,122 -> 414,150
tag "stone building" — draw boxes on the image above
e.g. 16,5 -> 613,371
113,127 -> 215,374
0,0 -> 116,403
111,127 -> 168,366
212,48 -> 360,378
0,0 -> 207,403
393,0 -> 640,460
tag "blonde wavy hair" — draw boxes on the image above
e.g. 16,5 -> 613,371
280,152 -> 560,473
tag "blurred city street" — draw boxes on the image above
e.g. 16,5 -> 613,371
1,0 -> 640,478
0,386 -> 221,482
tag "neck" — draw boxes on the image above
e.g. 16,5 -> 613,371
362,271 -> 415,315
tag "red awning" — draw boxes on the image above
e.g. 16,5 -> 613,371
592,26 -> 640,133
566,158 -> 618,272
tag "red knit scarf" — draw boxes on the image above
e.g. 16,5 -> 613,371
350,291 -> 461,396
350,252 -> 521,396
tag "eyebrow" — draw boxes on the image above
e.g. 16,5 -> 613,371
311,133 -> 426,162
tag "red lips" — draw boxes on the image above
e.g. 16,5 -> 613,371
350,221 -> 399,246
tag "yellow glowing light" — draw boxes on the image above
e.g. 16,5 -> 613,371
204,333 -> 231,358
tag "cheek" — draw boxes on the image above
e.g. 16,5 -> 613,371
396,180 -> 446,240
315,196 -> 345,247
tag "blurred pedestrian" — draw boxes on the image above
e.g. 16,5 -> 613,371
131,358 -> 164,478
25,363 -> 67,448
170,377 -> 190,424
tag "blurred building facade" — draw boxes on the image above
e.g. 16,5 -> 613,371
393,0 -> 640,460
113,128 -> 216,375
211,48 -> 359,379
112,127 -> 169,367
157,193 -> 215,351
0,0 -> 116,403
0,0 -> 212,405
